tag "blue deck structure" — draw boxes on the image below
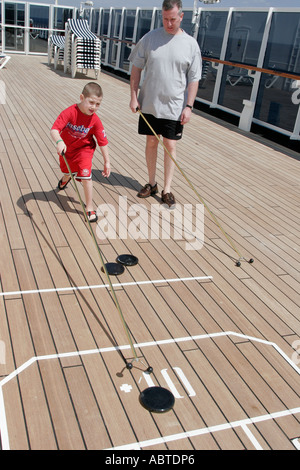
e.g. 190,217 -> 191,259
1,3 -> 300,139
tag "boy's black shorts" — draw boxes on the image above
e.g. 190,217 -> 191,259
138,113 -> 183,140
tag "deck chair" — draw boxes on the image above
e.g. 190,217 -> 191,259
48,35 -> 65,69
0,54 -> 11,70
227,67 -> 255,86
64,19 -> 101,78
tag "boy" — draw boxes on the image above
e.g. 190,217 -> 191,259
51,82 -> 110,222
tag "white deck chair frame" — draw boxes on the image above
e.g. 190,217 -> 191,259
0,54 -> 11,70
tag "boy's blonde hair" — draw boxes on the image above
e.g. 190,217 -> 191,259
82,82 -> 103,98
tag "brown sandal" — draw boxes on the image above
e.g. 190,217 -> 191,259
137,183 -> 158,198
161,191 -> 176,207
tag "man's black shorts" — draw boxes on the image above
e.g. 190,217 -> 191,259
138,113 -> 183,140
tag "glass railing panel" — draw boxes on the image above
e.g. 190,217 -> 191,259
254,73 -> 299,132
135,9 -> 153,42
53,6 -> 73,31
119,9 -> 136,72
197,10 -> 229,103
197,10 -> 229,60
225,11 -> 268,66
0,1 -> 3,50
107,8 -> 122,66
98,8 -> 110,62
218,64 -> 254,113
99,8 -> 110,37
153,8 -> 162,29
91,9 -> 99,33
218,10 -> 268,113
81,8 -> 92,24
29,4 -> 49,54
4,1 -> 25,51
254,11 -> 300,132
181,10 -> 195,36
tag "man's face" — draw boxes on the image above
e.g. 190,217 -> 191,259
162,6 -> 184,35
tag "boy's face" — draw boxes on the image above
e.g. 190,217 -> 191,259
79,94 -> 102,115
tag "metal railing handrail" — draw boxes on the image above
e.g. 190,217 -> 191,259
202,56 -> 300,81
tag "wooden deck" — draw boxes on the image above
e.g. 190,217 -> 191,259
0,54 -> 300,450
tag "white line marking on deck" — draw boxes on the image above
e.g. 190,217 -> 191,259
0,275 -> 212,297
240,424 -> 264,450
1,331 -> 299,450
107,407 -> 300,450
292,438 -> 300,450
0,388 -> 9,451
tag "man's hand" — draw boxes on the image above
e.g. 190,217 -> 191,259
180,106 -> 192,125
129,97 -> 140,113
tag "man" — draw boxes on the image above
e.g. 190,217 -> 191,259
129,0 -> 202,207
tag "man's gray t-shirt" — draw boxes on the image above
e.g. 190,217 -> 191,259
129,27 -> 202,121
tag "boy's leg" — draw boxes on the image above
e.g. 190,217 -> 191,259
78,151 -> 96,221
58,154 -> 72,189
82,178 -> 93,211
82,179 -> 97,221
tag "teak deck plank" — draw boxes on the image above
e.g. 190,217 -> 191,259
0,55 -> 300,450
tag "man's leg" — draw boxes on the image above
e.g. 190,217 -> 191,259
162,137 -> 176,194
145,135 -> 159,186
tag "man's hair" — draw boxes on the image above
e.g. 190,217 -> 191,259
82,82 -> 103,98
162,0 -> 182,12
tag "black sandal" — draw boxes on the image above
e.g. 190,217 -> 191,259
57,177 -> 71,190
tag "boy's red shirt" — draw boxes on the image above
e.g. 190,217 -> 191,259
52,104 -> 108,156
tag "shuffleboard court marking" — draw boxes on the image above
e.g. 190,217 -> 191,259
106,407 -> 300,450
1,331 -> 299,450
292,438 -> 300,450
0,275 -> 213,298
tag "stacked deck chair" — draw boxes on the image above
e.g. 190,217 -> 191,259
64,19 -> 101,79
48,35 -> 65,69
